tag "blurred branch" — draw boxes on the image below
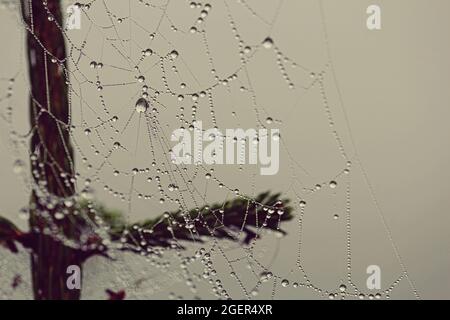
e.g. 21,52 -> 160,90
106,191 -> 293,253
0,191 -> 293,258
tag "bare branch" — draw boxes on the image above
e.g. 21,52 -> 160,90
0,216 -> 26,253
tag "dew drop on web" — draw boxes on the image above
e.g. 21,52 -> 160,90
262,37 -> 274,49
135,98 -> 149,113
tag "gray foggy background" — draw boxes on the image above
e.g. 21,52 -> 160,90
0,0 -> 449,299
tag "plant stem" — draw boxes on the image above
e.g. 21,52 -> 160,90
20,0 -> 81,300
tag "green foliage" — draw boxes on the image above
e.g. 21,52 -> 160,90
114,191 -> 293,251
78,200 -> 126,236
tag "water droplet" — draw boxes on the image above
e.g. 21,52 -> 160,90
260,272 -> 269,282
272,132 -> 280,141
81,187 -> 93,199
13,160 -> 25,174
135,98 -> 149,113
281,279 -> 289,287
19,208 -> 29,220
64,199 -> 74,207
54,212 -> 64,220
262,37 -> 274,49
170,50 -> 179,59
144,48 -> 153,56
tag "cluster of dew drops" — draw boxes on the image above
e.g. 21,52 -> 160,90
75,0 -> 305,212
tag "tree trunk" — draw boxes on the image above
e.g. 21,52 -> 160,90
20,0 -> 81,300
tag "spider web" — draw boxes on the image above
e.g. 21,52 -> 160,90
0,0 -> 420,300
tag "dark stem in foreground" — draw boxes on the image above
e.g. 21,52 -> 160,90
20,0 -> 81,300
